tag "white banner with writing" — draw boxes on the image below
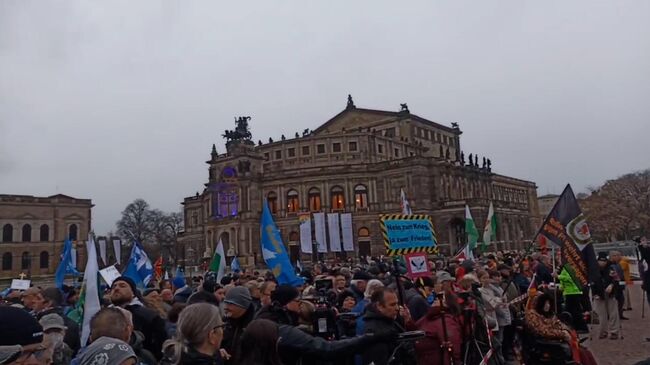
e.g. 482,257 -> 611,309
327,213 -> 342,252
341,213 -> 354,252
299,213 -> 313,254
313,212 -> 328,253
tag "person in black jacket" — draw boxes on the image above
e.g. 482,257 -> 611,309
110,276 -> 168,360
404,276 -> 434,322
362,287 -> 416,365
592,252 -> 621,339
220,287 -> 256,365
38,287 -> 81,355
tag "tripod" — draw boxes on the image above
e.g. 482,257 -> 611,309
462,302 -> 503,365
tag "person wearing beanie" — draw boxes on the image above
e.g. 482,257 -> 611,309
256,285 -> 302,326
0,306 -> 45,365
221,286 -> 256,365
78,337 -> 136,365
110,277 -> 167,360
350,270 -> 372,302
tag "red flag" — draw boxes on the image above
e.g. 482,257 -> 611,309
154,256 -> 163,281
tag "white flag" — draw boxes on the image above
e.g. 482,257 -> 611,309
313,213 -> 328,253
327,213 -> 342,252
341,213 -> 354,252
209,239 -> 226,283
112,239 -> 122,265
80,235 -> 101,346
98,239 -> 107,265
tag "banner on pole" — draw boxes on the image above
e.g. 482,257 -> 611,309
313,213 -> 328,253
299,213 -> 312,254
327,213 -> 342,252
341,213 -> 354,252
380,214 -> 438,256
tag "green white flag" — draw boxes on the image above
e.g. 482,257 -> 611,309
482,202 -> 497,251
209,238 -> 226,283
465,205 -> 479,250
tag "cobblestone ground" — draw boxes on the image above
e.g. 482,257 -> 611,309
584,284 -> 650,365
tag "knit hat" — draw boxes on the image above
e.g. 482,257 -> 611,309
352,270 -> 372,281
0,306 -> 43,346
112,276 -> 138,296
597,252 -> 608,262
436,271 -> 455,283
38,313 -> 67,332
223,286 -> 252,309
79,336 -> 136,365
271,285 -> 300,306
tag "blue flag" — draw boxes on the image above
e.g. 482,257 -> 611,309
231,256 -> 241,273
122,242 -> 154,288
55,239 -> 80,289
261,201 -> 304,286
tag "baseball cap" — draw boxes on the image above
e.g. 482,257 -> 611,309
38,313 -> 67,332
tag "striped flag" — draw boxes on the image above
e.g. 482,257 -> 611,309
209,239 -> 226,283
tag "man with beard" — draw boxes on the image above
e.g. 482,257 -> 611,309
109,276 -> 167,360
220,286 -> 256,365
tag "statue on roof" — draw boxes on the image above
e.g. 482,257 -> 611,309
487,158 -> 492,171
347,94 -> 355,109
451,122 -> 459,129
460,151 -> 465,164
468,153 -> 473,166
400,103 -> 409,113
223,116 -> 253,148
482,157 -> 487,169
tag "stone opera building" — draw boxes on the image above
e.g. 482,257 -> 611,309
178,98 -> 539,268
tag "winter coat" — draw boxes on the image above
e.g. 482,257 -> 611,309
404,288 -> 429,322
125,302 -> 168,360
361,305 -> 416,365
414,307 -> 462,365
592,262 -> 619,298
160,346 -> 223,365
478,286 -> 500,331
221,304 -> 256,365
535,263 -> 554,286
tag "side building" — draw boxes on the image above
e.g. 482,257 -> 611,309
178,100 -> 538,268
0,194 -> 93,282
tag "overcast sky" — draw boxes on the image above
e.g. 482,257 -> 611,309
1,1 -> 649,234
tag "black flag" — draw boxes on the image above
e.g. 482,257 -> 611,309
538,184 -> 600,290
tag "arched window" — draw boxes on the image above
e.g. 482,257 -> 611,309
2,253 -> 12,271
287,190 -> 299,213
39,251 -> 49,269
2,224 -> 13,242
21,252 -> 30,270
40,225 -> 49,242
330,186 -> 345,210
354,185 -> 368,209
308,188 -> 321,212
22,224 -> 31,242
289,231 -> 299,242
358,227 -> 370,239
267,192 -> 278,214
69,224 -> 78,241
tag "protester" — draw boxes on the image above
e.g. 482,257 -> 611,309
38,313 -> 73,365
238,319 -> 282,365
38,287 -> 81,354
608,250 -> 628,320
221,286 -> 256,364
0,306 -> 46,365
593,252 -> 621,339
258,281 -> 276,307
350,271 -> 371,302
362,287 -> 416,365
21,287 -> 45,313
161,303 -> 224,365
110,276 -> 167,359
78,336 -> 137,365
256,285 -> 301,326
414,290 -> 463,365
405,276 -> 434,322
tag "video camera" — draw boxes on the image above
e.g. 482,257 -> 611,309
309,278 -> 337,339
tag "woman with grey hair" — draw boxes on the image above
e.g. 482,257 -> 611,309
160,303 -> 225,365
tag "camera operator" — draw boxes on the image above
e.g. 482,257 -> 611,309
256,285 -> 395,365
362,287 -> 417,365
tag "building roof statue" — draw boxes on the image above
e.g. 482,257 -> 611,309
347,94 -> 356,109
223,116 -> 253,149
399,103 -> 409,113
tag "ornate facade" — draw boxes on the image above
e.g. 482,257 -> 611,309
0,194 -> 93,281
178,100 -> 539,267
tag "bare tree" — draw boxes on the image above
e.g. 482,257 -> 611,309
582,169 -> 650,240
116,199 -> 153,244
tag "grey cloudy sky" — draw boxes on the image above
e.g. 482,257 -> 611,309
1,1 -> 649,234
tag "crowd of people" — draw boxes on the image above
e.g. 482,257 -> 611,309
1,241 -> 649,365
